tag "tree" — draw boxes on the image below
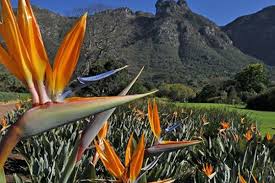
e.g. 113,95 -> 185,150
227,86 -> 240,104
235,64 -> 268,93
247,87 -> 275,111
195,84 -> 219,103
158,83 -> 195,102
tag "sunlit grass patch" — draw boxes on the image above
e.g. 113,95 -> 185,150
0,92 -> 30,103
174,102 -> 275,135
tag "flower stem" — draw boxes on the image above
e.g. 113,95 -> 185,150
0,125 -> 22,167
0,166 -> 6,183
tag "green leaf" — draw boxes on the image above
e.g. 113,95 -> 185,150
81,163 -> 97,182
13,174 -> 24,183
217,137 -> 225,153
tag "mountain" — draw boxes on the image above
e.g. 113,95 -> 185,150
0,0 -> 260,93
223,6 -> 275,66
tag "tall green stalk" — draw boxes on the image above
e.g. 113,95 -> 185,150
0,167 -> 6,183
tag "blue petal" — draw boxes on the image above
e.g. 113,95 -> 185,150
165,123 -> 181,133
60,82 -> 91,100
77,65 -> 128,84
59,89 -> 73,100
60,65 -> 129,100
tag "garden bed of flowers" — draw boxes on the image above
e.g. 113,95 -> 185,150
1,101 -> 274,182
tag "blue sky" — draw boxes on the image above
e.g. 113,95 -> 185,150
11,0 -> 275,25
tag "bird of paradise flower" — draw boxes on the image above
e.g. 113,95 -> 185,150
0,0 -> 156,182
146,99 -> 201,154
95,133 -> 175,183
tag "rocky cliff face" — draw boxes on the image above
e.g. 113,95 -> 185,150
0,0 -> 260,92
223,6 -> 275,66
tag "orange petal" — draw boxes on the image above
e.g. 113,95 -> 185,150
17,0 -> 50,83
0,0 -> 32,83
148,99 -> 161,139
52,13 -> 87,97
97,122 -> 108,140
202,163 -> 214,177
239,175 -> 247,183
0,45 -> 25,82
130,133 -> 145,181
252,174 -> 258,183
102,139 -> 125,178
125,133 -> 134,167
148,100 -> 155,136
94,140 -> 122,178
153,99 -> 161,139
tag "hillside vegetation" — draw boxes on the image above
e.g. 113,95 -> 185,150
0,0 -> 261,94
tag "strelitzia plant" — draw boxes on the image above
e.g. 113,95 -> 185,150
146,100 -> 201,155
0,0 -> 155,182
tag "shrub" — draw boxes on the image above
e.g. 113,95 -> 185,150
196,84 -> 219,103
247,87 -> 275,111
0,71 -> 26,93
158,83 -> 196,102
196,64 -> 270,104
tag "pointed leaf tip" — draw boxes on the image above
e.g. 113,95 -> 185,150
146,140 -> 201,155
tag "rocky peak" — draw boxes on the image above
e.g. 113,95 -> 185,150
155,0 -> 189,17
223,5 -> 275,66
177,0 -> 188,8
261,5 -> 275,13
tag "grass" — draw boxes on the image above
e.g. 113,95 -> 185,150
0,92 -> 30,103
174,102 -> 275,135
0,91 -> 273,135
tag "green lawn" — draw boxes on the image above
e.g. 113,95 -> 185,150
174,102 -> 275,135
0,92 -> 30,103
